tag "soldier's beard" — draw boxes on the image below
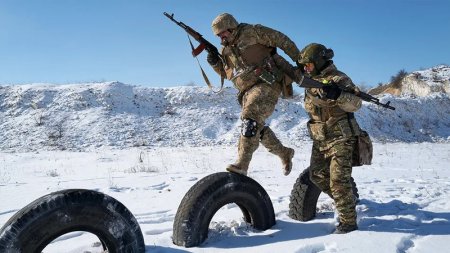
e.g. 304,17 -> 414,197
220,33 -> 235,46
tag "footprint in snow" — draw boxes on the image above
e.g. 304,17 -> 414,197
146,182 -> 169,191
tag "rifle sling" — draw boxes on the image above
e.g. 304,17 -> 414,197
187,35 -> 224,93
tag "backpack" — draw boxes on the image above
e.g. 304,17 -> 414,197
352,130 -> 373,166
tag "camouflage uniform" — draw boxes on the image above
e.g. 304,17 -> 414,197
300,43 -> 362,231
209,13 -> 300,176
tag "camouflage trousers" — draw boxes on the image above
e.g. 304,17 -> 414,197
234,82 -> 288,171
309,138 -> 357,225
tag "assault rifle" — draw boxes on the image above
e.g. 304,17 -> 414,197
163,12 -> 224,91
163,12 -> 223,61
297,76 -> 396,110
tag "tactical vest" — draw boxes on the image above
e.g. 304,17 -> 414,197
304,67 -> 361,141
221,24 -> 283,92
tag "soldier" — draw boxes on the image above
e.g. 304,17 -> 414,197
299,43 -> 362,234
207,13 -> 300,176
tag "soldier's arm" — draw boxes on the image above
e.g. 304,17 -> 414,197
331,74 -> 362,112
210,60 -> 226,77
209,47 -> 233,80
253,24 -> 300,62
331,74 -> 360,94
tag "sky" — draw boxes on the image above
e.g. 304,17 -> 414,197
1,0 -> 449,88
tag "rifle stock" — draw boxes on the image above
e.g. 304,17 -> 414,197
163,12 -> 225,92
163,12 -> 220,57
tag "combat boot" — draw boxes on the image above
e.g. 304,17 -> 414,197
333,223 -> 358,234
280,147 -> 295,176
226,164 -> 248,176
260,126 -> 295,176
227,135 -> 259,176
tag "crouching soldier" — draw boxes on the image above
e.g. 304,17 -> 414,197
299,43 -> 362,233
206,13 -> 301,176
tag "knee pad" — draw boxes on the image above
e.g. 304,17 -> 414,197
241,118 -> 258,137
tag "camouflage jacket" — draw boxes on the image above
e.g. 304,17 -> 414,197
211,23 -> 300,93
305,63 -> 362,141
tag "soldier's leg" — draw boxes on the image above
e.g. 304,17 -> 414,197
308,142 -> 333,198
260,126 -> 295,175
227,84 -> 278,175
226,119 -> 260,175
329,139 -> 357,229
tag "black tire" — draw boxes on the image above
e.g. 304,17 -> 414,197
288,168 -> 359,221
0,189 -> 145,253
173,172 -> 275,247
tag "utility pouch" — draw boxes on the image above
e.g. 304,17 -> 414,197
352,130 -> 373,166
307,120 -> 326,141
337,119 -> 354,138
349,117 -> 361,136
255,68 -> 276,85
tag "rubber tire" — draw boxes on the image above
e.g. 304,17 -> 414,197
288,168 -> 359,221
172,172 -> 276,247
0,189 -> 145,253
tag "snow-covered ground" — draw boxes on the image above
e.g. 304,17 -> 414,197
1,143 -> 449,252
1,65 -> 449,252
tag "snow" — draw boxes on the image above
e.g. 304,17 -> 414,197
1,144 -> 449,252
412,65 -> 450,87
1,65 -> 450,252
1,81 -> 449,152
402,65 -> 450,96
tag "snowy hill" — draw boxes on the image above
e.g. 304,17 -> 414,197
1,80 -> 449,152
402,65 -> 450,96
369,64 -> 450,97
1,72 -> 450,252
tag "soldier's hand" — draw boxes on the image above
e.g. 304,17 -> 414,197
322,83 -> 342,100
207,52 -> 219,66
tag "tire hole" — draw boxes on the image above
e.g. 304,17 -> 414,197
208,203 -> 251,238
42,231 -> 105,253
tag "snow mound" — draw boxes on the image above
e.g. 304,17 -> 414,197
402,65 -> 450,96
369,65 -> 450,97
1,81 -> 449,152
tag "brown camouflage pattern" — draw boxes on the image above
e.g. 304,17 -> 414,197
305,64 -> 362,226
210,21 -> 299,174
304,63 -> 362,126
212,23 -> 300,93
231,82 -> 292,174
309,138 -> 357,225
260,126 -> 295,175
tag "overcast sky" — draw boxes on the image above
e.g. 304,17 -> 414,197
1,0 -> 449,88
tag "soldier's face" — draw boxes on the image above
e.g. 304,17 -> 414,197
217,30 -> 232,44
304,63 -> 315,74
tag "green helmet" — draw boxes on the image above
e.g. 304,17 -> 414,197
299,43 -> 334,72
211,13 -> 238,35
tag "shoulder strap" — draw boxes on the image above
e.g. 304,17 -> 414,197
188,35 -> 224,93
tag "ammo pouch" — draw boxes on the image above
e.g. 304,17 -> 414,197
352,130 -> 373,167
307,120 -> 326,141
256,68 -> 277,85
254,57 -> 282,85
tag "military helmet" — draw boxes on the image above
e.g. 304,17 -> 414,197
299,43 -> 334,71
211,13 -> 239,35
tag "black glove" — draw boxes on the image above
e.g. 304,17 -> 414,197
207,52 -> 219,66
322,83 -> 342,100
